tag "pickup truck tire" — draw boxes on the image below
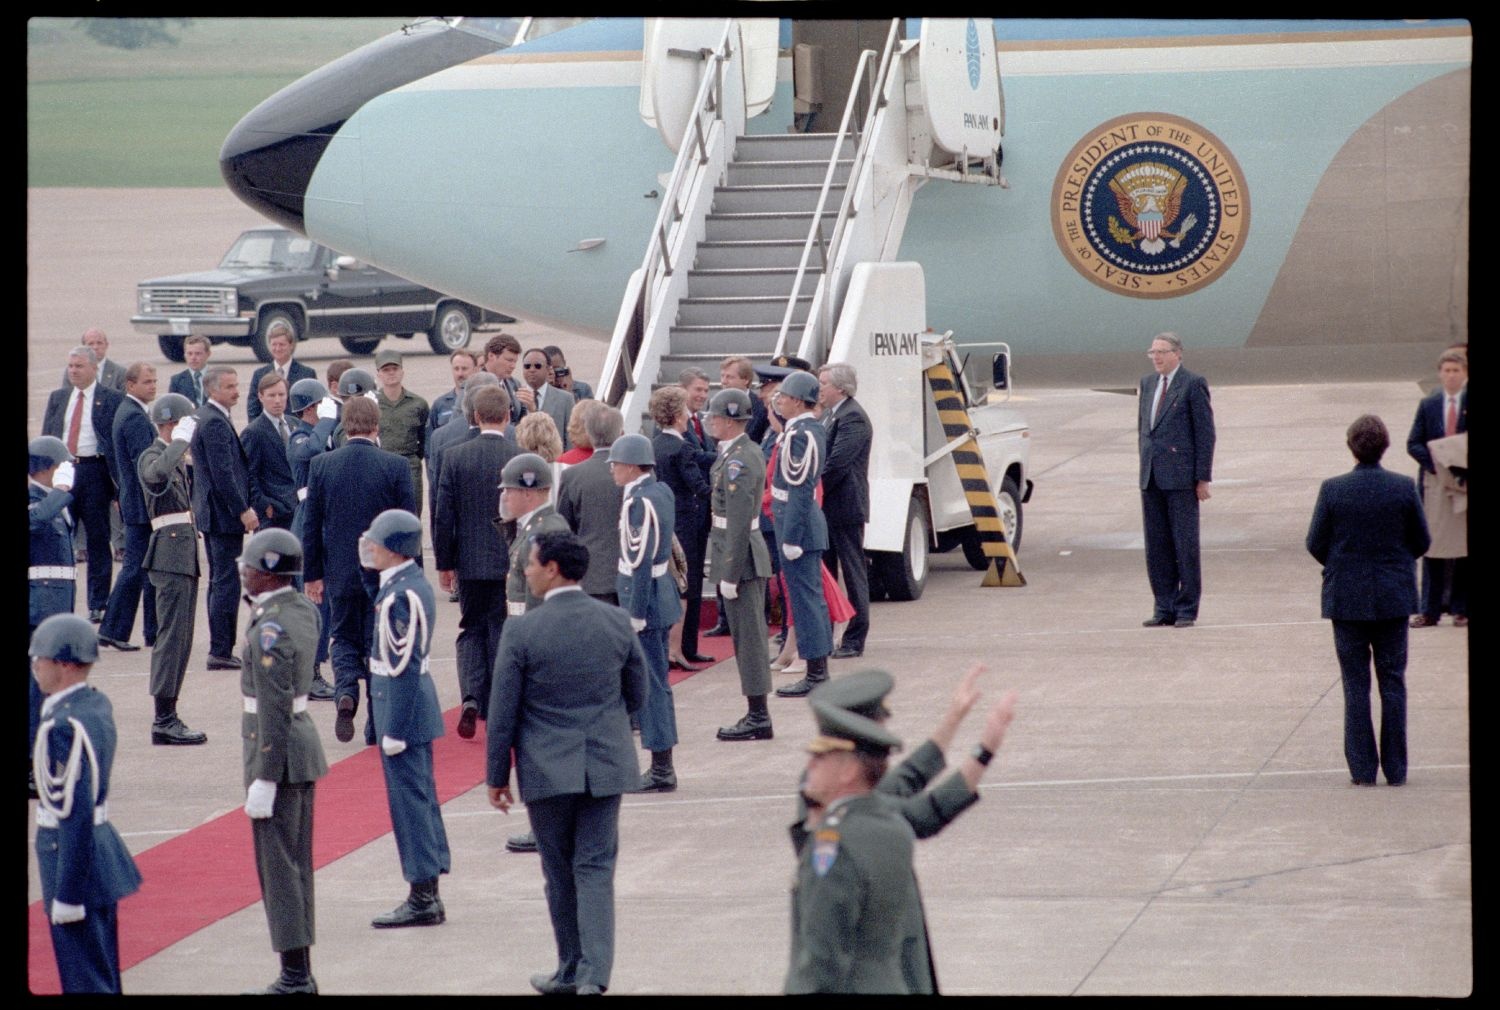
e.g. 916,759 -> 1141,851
253,310 -> 299,364
340,335 -> 383,356
158,334 -> 187,363
870,492 -> 929,602
427,304 -> 474,354
961,474 -> 1024,569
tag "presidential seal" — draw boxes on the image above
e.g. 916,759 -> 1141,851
1052,113 -> 1248,299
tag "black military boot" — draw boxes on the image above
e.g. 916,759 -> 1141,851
308,665 -> 335,701
775,656 -> 829,698
717,695 -> 773,741
252,947 -> 318,994
371,878 -> 446,928
636,750 -> 677,792
152,697 -> 208,746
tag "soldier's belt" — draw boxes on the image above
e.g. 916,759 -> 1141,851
29,566 -> 76,580
150,511 -> 193,530
771,487 -> 789,502
712,514 -> 760,531
242,695 -> 309,713
617,560 -> 669,578
370,657 -> 430,678
297,487 -> 308,502
36,801 -> 109,829
507,601 -> 526,616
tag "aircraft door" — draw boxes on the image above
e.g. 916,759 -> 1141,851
790,20 -> 903,134
641,18 -> 744,154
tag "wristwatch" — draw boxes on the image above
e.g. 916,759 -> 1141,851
970,743 -> 995,766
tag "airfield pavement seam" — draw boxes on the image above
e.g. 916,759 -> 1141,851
1153,841 -> 1471,899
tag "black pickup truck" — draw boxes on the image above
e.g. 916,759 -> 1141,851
132,226 -> 512,363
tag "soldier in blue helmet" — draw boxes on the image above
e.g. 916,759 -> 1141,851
30,435 -> 78,790
30,613 -> 143,993
285,376 -> 340,702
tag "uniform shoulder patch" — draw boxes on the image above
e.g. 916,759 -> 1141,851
727,459 -> 744,482
258,621 -> 284,652
812,827 -> 841,877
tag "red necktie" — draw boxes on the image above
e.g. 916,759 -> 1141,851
1445,396 -> 1458,436
693,416 -> 705,442
66,391 -> 84,455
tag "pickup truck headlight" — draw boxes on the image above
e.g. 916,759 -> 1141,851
138,288 -> 151,314
222,289 -> 238,315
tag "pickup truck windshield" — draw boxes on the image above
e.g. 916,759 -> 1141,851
219,232 -> 320,272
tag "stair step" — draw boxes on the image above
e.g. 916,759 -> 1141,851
686,267 -> 822,298
695,240 -> 816,270
726,159 -> 853,186
734,133 -> 857,162
705,212 -> 835,242
668,325 -> 788,355
713,183 -> 846,214
677,295 -> 812,327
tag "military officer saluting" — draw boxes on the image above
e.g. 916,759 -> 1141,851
31,614 -> 143,994
502,453 -> 573,615
705,388 -> 775,741
238,529 -> 330,995
771,370 -> 833,698
360,509 -> 452,928
136,393 -> 209,745
609,432 -> 682,792
30,436 -> 78,791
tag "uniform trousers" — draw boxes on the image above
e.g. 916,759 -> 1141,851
379,742 -> 451,882
202,532 -> 243,657
824,523 -> 870,650
48,900 -> 123,993
329,585 -> 377,743
1334,618 -> 1408,785
71,457 -> 115,611
529,792 -> 622,991
725,577 -> 771,696
253,781 -> 317,952
100,522 -> 156,645
1419,557 -> 1468,620
635,626 -> 678,752
456,578 -> 506,711
781,550 -> 832,659
1141,477 -> 1202,620
147,570 -> 196,698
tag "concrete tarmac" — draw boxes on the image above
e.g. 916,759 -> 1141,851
27,189 -> 1470,995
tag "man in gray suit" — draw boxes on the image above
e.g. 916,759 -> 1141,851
557,406 -> 625,604
488,531 -> 646,997
518,347 -> 574,449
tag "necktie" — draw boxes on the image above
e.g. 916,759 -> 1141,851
277,417 -> 289,444
66,390 -> 84,455
1151,376 -> 1168,426
276,364 -> 285,381
1445,396 -> 1458,436
193,371 -> 203,404
693,415 -> 705,442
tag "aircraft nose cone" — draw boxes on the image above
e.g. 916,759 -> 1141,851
220,104 -> 342,233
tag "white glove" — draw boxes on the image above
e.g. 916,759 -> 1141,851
245,779 -> 278,819
630,617 -> 647,633
719,580 -> 739,600
381,735 -> 407,756
364,390 -> 379,403
50,900 -> 86,925
782,544 -> 804,561
316,396 -> 338,420
52,461 -> 75,491
172,415 -> 198,444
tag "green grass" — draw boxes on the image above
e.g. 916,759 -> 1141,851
28,17 -> 413,187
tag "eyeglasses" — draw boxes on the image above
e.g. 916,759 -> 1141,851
522,362 -> 549,370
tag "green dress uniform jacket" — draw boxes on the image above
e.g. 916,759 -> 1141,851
241,588 -> 329,789
378,388 -> 430,513
138,438 -> 198,577
505,503 -> 573,614
708,433 -> 773,585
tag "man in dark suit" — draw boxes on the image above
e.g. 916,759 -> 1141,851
1307,414 -> 1429,786
427,371 -> 501,533
42,345 -> 125,622
488,531 -> 646,997
1138,332 -> 1215,628
168,334 -> 213,407
519,347 -> 574,449
481,332 -> 528,425
247,323 -> 316,423
303,396 -> 416,745
190,365 -> 259,667
1406,348 -> 1468,627
98,362 -> 158,651
557,406 -> 625,604
434,384 -> 518,737
241,373 -> 299,530
817,362 -> 872,658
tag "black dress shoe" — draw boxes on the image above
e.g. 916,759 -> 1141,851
152,718 -> 208,746
1141,615 -> 1175,627
506,831 -> 539,853
830,645 -> 863,659
456,703 -> 479,740
776,677 -> 824,698
88,609 -> 105,624
371,895 -> 445,928
635,768 -> 678,793
251,974 -> 318,995
334,697 -> 356,743
717,712 -> 773,742
530,973 -> 577,996
668,657 -> 705,672
1174,619 -> 1196,628
683,652 -> 715,664
98,635 -> 141,652
308,673 -> 335,701
206,655 -> 241,670
703,623 -> 731,637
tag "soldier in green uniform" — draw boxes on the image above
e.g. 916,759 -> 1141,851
137,393 -> 208,746
375,349 -> 431,515
497,451 -> 572,856
706,388 -> 775,742
238,528 -> 330,995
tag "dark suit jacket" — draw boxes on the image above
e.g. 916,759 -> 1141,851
169,368 -> 207,407
1306,462 -> 1429,621
486,589 -> 646,802
821,395 -> 871,527
1138,367 -> 1215,491
427,419 -> 480,517
42,383 -> 124,488
1406,386 -> 1467,493
303,438 -> 415,595
653,430 -> 709,543
434,431 -> 518,578
241,413 -> 299,527
110,396 -> 156,525
247,359 -> 317,422
189,402 -> 252,534
557,452 -> 624,596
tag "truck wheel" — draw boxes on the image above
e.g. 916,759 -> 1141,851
870,493 -> 929,602
158,334 -> 186,363
253,310 -> 299,364
427,304 -> 473,354
960,476 -> 1023,569
340,335 -> 383,356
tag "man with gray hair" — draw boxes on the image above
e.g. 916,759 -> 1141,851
558,405 -> 626,604
191,365 -> 259,667
818,361 -> 872,658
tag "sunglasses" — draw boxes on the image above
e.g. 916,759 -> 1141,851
522,362 -> 549,370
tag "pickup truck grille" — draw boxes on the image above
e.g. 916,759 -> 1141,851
140,287 -> 233,315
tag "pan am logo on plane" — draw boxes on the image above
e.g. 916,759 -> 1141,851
1051,113 -> 1250,299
